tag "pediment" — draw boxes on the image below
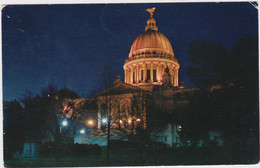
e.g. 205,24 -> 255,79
98,81 -> 145,96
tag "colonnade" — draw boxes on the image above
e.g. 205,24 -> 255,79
124,61 -> 179,87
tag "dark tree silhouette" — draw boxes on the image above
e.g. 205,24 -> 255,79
3,100 -> 25,157
186,41 -> 229,87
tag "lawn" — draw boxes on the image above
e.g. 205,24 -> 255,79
4,146 -> 259,167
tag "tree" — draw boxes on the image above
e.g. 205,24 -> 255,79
186,41 -> 229,87
19,84 -> 90,144
20,94 -> 49,142
43,91 -> 91,145
41,83 -> 57,98
3,100 -> 25,156
228,37 -> 258,89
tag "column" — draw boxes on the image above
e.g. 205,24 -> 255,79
156,64 -> 159,82
151,63 -> 153,82
124,69 -> 126,83
130,66 -> 133,84
97,103 -> 101,129
175,69 -> 179,86
144,64 -> 147,82
126,69 -> 129,83
137,65 -> 139,83
158,63 -> 162,82
139,65 -> 141,83
171,69 -> 174,85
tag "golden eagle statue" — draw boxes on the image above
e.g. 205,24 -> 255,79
146,7 -> 156,17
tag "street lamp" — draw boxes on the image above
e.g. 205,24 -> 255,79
102,118 -> 107,124
62,120 -> 68,127
60,119 -> 68,133
80,129 -> 85,134
87,119 -> 94,126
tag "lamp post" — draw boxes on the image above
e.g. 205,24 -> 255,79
60,119 -> 68,133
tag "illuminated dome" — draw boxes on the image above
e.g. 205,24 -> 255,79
123,7 -> 180,89
128,30 -> 174,59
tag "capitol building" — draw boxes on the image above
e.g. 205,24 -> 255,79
84,7 -> 188,146
39,8 -> 193,148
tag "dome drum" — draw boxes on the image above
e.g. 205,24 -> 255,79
125,52 -> 178,64
124,58 -> 179,87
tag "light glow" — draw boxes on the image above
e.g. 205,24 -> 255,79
128,119 -> 131,124
87,120 -> 94,126
102,118 -> 107,123
136,118 -> 141,122
62,120 -> 68,127
80,129 -> 85,134
120,120 -> 123,124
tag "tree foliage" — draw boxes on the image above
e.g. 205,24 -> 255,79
184,37 -> 258,145
187,41 -> 228,87
228,37 -> 258,89
187,37 -> 258,89
3,100 -> 25,153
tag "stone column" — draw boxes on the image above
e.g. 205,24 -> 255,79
158,63 -> 162,82
137,65 -> 139,83
171,68 -> 174,85
130,66 -> 133,84
144,63 -> 147,82
175,69 -> 179,86
139,65 -> 141,82
156,64 -> 159,82
151,63 -> 153,82
97,103 -> 101,130
126,69 -> 129,83
125,69 -> 127,83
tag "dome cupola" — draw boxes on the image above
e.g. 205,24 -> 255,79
145,7 -> 158,31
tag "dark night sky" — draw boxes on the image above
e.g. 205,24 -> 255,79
2,2 -> 258,101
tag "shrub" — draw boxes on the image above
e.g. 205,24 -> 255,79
40,142 -> 101,157
110,140 -> 130,148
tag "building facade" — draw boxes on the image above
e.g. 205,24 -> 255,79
91,8 -> 186,147
46,8 -> 190,147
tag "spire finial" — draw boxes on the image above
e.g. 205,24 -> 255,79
145,7 -> 158,31
146,7 -> 156,17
